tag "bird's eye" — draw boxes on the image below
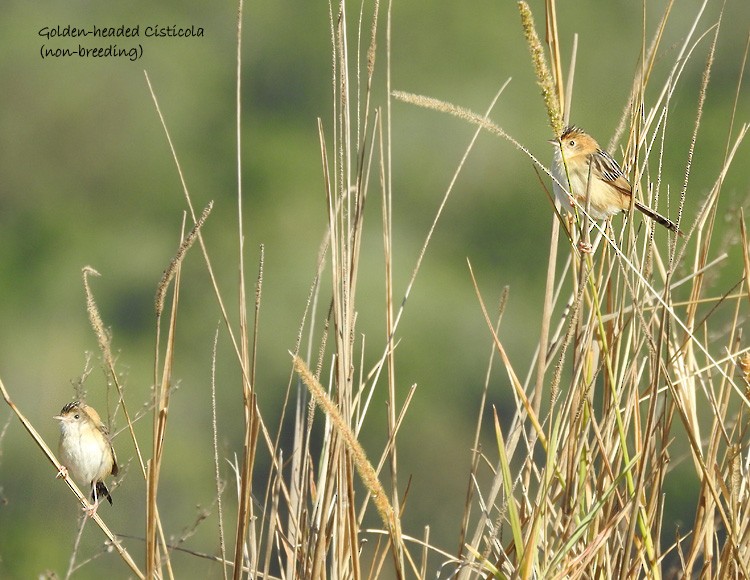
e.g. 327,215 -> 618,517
568,140 -> 576,147
74,414 -> 80,419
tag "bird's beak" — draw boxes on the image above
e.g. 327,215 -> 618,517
547,137 -> 559,144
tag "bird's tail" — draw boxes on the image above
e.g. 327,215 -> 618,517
94,481 -> 114,505
634,200 -> 682,236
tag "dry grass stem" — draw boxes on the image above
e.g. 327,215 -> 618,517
155,201 -> 213,317
518,1 -> 563,134
292,355 -> 401,546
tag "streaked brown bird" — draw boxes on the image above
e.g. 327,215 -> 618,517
55,401 -> 118,516
551,126 -> 679,233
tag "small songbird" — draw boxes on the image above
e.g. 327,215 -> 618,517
551,126 -> 679,233
54,401 -> 118,515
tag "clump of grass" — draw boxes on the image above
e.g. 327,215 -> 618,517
451,2 -> 750,579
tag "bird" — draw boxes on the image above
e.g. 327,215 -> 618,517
550,126 -> 680,234
54,401 -> 118,516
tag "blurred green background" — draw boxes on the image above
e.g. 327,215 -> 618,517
1,1 -> 748,577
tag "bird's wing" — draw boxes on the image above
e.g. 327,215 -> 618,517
592,149 -> 632,197
110,443 -> 119,476
97,423 -> 119,476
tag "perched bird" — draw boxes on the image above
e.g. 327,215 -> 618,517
551,126 -> 679,233
54,401 -> 118,515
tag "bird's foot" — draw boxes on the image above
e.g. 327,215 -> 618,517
578,240 -> 593,254
83,500 -> 100,518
